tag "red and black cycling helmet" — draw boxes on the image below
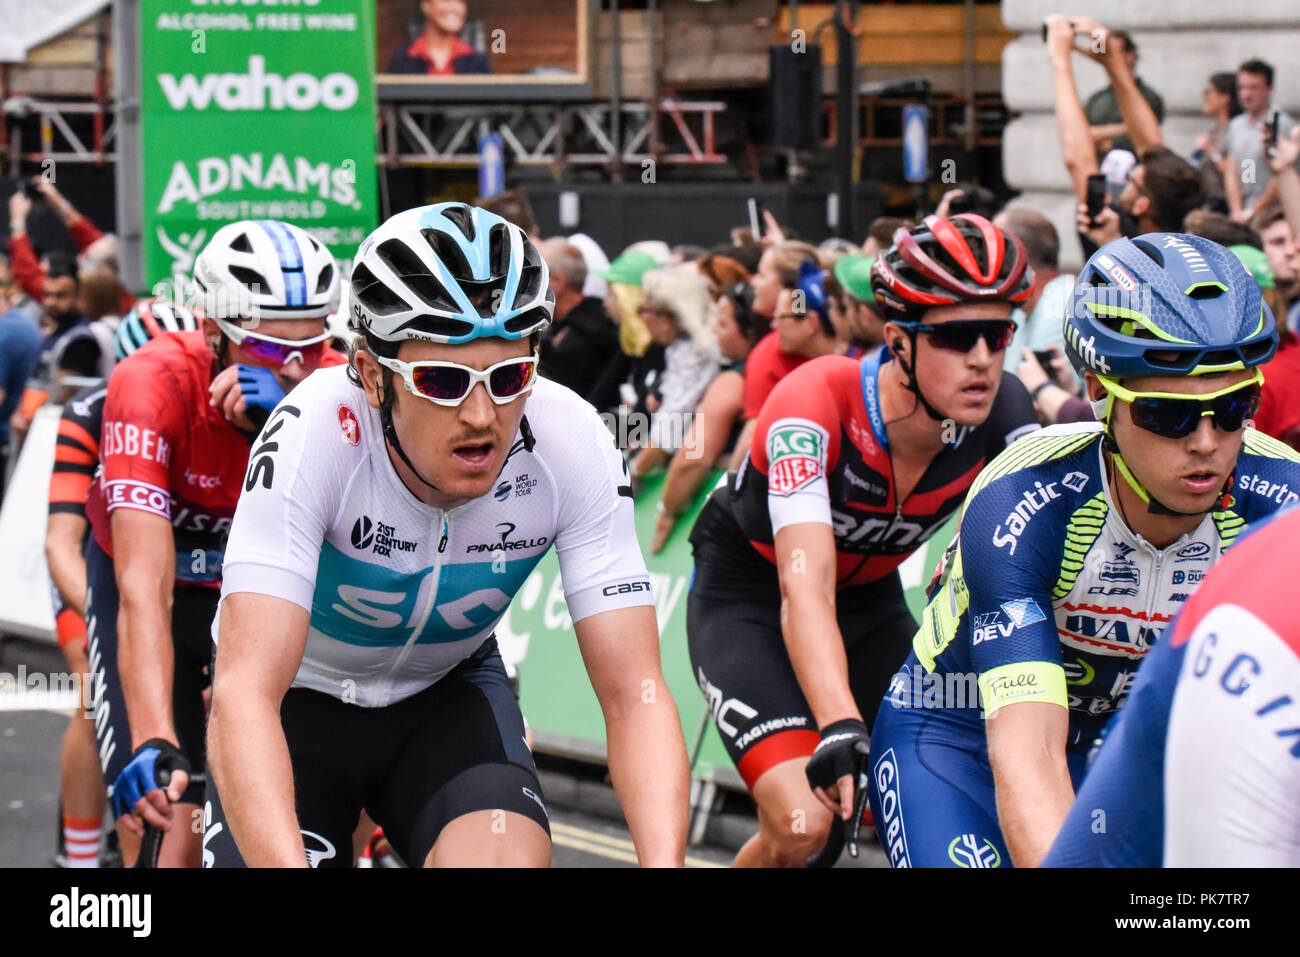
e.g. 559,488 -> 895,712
870,214 -> 1034,319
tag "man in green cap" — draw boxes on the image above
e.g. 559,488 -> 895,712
831,254 -> 886,356
1234,241 -> 1300,448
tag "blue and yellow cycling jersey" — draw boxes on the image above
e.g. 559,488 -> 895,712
892,421 -> 1300,746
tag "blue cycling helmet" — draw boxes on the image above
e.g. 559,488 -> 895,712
114,297 -> 200,361
1064,233 -> 1277,379
349,202 -> 552,346
795,259 -> 834,335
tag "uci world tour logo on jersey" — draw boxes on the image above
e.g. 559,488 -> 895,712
766,419 -> 830,496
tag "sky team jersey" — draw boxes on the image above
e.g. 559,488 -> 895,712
216,367 -> 653,708
902,422 -> 1300,746
1045,508 -> 1300,867
84,332 -> 346,587
713,349 -> 1040,587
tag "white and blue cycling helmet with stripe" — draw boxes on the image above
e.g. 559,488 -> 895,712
193,219 -> 341,322
348,202 -> 553,346
114,297 -> 201,360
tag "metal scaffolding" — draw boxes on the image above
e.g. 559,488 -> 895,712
378,99 -> 727,169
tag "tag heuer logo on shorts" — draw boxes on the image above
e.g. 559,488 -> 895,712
766,419 -> 830,496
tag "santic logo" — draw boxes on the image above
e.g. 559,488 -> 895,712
158,55 -> 358,112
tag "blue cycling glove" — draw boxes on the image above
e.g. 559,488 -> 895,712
112,738 -> 191,820
236,364 -> 287,430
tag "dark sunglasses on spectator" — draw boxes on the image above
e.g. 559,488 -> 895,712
911,319 -> 1016,354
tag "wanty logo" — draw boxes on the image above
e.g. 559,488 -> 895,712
157,56 -> 358,112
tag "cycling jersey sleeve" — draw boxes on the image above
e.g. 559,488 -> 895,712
98,355 -> 182,522
955,469 -> 1070,717
750,366 -> 842,534
48,387 -> 104,517
548,394 -> 654,623
219,387 -> 347,613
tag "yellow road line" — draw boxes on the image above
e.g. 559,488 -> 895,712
551,821 -> 725,868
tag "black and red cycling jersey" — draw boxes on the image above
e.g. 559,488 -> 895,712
699,348 -> 1040,587
49,384 -> 105,520
85,330 -> 344,588
47,384 -> 106,650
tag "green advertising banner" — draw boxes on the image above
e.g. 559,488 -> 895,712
139,0 -> 379,288
503,470 -> 957,787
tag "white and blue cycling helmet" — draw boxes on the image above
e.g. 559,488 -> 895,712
193,219 -> 341,322
114,297 -> 201,361
348,202 -> 553,346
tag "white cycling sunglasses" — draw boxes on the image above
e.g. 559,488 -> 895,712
375,354 -> 538,407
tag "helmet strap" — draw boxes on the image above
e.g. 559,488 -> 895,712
893,328 -> 949,422
376,372 -> 445,493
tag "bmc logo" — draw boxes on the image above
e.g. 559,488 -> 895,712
158,56 -> 359,112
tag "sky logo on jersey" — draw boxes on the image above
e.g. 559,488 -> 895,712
766,420 -> 829,496
992,480 -> 1063,554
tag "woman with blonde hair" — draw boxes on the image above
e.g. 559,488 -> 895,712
626,264 -> 721,483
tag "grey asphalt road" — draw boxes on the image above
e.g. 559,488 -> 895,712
0,636 -> 882,869
0,636 -> 738,869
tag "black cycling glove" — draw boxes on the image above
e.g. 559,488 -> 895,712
804,718 -> 871,795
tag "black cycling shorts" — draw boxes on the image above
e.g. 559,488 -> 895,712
201,637 -> 549,868
85,537 -> 216,813
686,512 -> 917,791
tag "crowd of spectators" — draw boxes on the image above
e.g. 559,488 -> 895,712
465,17 -> 1300,545
1,180 -> 134,498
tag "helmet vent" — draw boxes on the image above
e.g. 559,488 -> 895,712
1186,282 -> 1226,300
315,262 -> 335,295
419,229 -> 474,282
441,204 -> 477,242
398,315 -> 476,339
230,232 -> 253,254
351,262 -> 410,318
376,239 -> 459,312
229,265 -> 267,291
504,307 -> 549,334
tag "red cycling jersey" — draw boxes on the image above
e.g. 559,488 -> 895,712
704,349 -> 1040,588
85,330 -> 344,587
741,331 -> 808,420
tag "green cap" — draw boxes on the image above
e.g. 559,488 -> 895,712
833,254 -> 877,305
595,250 -> 661,287
1229,244 -> 1275,290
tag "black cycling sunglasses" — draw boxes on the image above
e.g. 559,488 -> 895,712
1127,386 -> 1262,439
912,319 -> 1016,354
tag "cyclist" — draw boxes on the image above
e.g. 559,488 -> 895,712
44,298 -> 200,867
202,202 -> 690,868
85,220 -> 343,866
686,214 -> 1040,867
1044,505 -> 1300,867
868,232 -> 1300,868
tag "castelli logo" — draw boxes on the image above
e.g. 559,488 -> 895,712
338,405 -> 360,446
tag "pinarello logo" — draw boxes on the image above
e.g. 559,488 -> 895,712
338,405 -> 360,446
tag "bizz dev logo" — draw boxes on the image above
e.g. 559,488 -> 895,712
765,419 -> 829,496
